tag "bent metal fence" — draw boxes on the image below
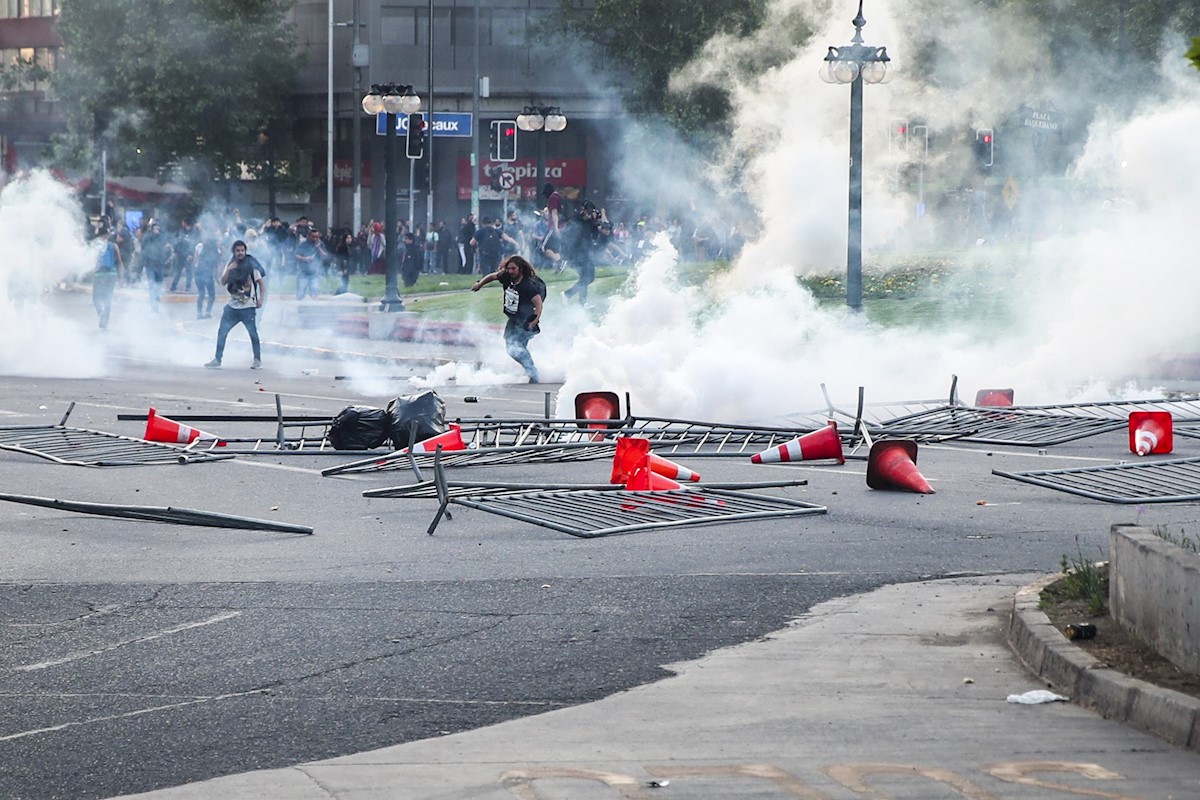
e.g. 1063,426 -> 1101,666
993,457 -> 1200,504
0,425 -> 233,467
412,453 -> 826,538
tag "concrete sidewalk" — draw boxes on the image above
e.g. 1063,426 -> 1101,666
115,574 -> 1200,799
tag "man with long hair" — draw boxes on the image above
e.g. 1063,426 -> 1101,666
471,254 -> 545,383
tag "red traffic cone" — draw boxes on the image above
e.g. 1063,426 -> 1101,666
610,436 -> 652,484
404,424 -> 466,455
974,389 -> 1014,407
144,408 -> 224,446
750,420 -> 844,465
1129,411 -> 1172,456
625,462 -> 682,491
575,391 -> 621,430
866,440 -> 934,494
649,452 -> 701,482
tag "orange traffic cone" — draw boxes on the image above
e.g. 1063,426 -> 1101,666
866,440 -> 934,494
610,436 -> 652,483
403,424 -> 466,454
974,389 -> 1014,407
144,408 -> 224,446
1129,411 -> 1172,456
625,463 -> 682,491
648,452 -> 701,482
750,421 -> 844,465
575,391 -> 621,430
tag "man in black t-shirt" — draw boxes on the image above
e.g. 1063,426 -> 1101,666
470,217 -> 519,276
470,254 -> 544,383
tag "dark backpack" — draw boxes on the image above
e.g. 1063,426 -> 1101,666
531,275 -> 547,300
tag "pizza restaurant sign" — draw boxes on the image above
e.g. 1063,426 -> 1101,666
457,157 -> 588,201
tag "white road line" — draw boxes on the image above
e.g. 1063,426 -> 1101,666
0,686 -> 268,743
12,611 -> 242,673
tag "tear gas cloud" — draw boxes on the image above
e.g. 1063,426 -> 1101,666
527,0 -> 1200,421
0,172 -> 217,379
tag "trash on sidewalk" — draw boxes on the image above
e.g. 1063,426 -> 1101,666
1006,689 -> 1068,704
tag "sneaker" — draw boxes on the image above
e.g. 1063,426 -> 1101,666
250,359 -> 262,370
204,359 -> 221,369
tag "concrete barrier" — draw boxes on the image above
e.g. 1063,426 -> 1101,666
1110,524 -> 1200,675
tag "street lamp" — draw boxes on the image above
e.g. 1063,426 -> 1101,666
362,83 -> 420,312
516,105 -> 567,191
820,0 -> 891,310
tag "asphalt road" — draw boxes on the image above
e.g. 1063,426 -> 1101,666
2,344 -> 1199,799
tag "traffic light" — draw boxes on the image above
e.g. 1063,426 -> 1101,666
405,113 -> 425,159
975,128 -> 994,168
888,118 -> 908,151
490,120 -> 517,162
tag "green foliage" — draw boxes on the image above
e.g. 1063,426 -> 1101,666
1047,537 -> 1108,617
1188,36 -> 1200,72
1151,525 -> 1200,554
551,0 -> 803,139
51,0 -> 304,193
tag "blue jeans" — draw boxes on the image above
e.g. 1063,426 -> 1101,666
296,270 -> 319,299
195,275 -> 215,316
213,305 -> 261,362
503,317 -> 538,382
92,272 -> 118,328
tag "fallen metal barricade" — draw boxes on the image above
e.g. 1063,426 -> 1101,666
364,478 -> 811,500
119,396 -> 358,456
993,457 -> 1200,504
416,454 -> 824,538
0,493 -> 313,534
0,425 -> 233,466
321,418 -> 840,477
871,405 -> 1123,447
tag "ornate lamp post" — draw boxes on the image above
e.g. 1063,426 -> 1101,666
820,0 -> 891,310
516,105 -> 567,190
362,83 -> 421,311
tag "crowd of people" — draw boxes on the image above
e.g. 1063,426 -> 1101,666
87,189 -> 745,319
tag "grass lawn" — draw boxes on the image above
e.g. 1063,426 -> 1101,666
290,252 -> 1017,332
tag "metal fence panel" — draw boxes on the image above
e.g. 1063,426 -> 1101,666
994,457 -> 1200,503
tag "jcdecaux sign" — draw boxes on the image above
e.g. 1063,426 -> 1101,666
374,112 -> 473,138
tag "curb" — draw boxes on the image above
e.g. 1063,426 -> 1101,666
1008,573 -> 1200,752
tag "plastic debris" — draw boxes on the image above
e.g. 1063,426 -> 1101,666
1006,689 -> 1068,704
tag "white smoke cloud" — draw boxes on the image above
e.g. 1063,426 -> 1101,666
540,0 -> 1200,420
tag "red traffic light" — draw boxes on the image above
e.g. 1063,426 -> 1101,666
982,133 -> 992,143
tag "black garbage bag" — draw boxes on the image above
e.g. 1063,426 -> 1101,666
327,406 -> 391,450
386,390 -> 447,450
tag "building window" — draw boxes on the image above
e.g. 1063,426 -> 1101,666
0,0 -> 58,18
381,8 -> 416,46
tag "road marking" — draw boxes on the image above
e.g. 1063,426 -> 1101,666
12,611 -> 242,673
0,686 -> 269,743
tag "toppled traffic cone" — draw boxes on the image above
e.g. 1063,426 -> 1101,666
866,439 -> 934,494
1129,411 -> 1172,456
403,424 -> 466,454
574,391 -> 621,430
751,420 -> 844,465
974,389 -> 1014,407
144,408 -> 224,446
625,462 -> 682,491
648,452 -> 701,482
610,436 -> 652,484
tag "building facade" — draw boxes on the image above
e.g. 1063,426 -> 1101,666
0,0 -> 626,230
280,0 -> 627,231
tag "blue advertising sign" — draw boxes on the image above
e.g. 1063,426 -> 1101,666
374,112 -> 473,138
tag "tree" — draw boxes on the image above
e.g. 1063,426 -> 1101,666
551,0 -> 798,139
1188,36 -> 1200,71
52,0 -> 304,193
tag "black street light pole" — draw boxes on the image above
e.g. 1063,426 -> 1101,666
363,83 -> 420,311
821,0 -> 891,311
516,105 -> 567,190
